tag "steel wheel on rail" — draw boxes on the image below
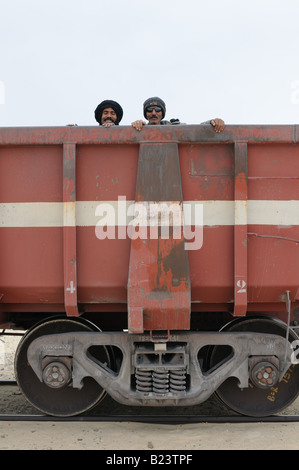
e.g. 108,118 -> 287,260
15,317 -> 112,417
209,316 -> 299,417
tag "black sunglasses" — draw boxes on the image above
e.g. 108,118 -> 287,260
146,106 -> 162,113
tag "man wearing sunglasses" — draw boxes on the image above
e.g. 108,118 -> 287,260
131,96 -> 225,132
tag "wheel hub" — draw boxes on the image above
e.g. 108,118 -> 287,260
42,360 -> 71,388
249,359 -> 279,389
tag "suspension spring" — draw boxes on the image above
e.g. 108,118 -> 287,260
152,370 -> 169,394
135,369 -> 152,392
170,369 -> 187,392
135,368 -> 187,394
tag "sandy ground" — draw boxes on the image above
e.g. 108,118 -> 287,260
1,420 -> 299,451
0,332 -> 299,451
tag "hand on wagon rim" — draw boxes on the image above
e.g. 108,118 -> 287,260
210,118 -> 225,133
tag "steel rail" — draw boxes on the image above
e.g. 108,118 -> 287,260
0,413 -> 298,423
1,380 -> 298,423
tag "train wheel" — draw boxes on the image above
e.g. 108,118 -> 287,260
15,317 -> 112,417
209,316 -> 299,417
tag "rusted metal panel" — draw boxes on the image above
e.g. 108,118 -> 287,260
233,142 -> 248,316
128,143 -> 191,333
1,125 -> 299,145
75,143 -> 138,304
0,126 -> 298,326
63,142 -> 79,317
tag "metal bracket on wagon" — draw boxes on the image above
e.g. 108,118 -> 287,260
27,331 -> 293,407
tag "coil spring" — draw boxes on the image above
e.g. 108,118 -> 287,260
135,369 -> 152,392
152,370 -> 169,394
135,368 -> 187,394
169,369 -> 186,392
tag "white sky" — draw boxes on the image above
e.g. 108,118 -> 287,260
1,0 -> 299,127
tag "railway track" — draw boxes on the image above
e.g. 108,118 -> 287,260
1,380 -> 299,424
1,413 -> 299,423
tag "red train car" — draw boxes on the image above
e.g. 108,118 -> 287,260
0,124 -> 298,417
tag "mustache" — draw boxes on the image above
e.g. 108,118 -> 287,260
103,117 -> 115,122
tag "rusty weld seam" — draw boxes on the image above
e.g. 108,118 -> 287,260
248,232 -> 299,243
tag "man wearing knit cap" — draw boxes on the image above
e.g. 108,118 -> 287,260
131,96 -> 225,132
94,100 -> 123,128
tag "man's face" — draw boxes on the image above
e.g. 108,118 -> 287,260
145,106 -> 163,125
101,107 -> 117,125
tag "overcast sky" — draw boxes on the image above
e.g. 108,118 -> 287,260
1,0 -> 299,127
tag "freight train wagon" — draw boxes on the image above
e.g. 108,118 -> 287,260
0,124 -> 298,417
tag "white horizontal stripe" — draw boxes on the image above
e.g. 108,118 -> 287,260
235,200 -> 247,225
63,201 -> 76,227
0,202 -> 62,227
0,200 -> 299,227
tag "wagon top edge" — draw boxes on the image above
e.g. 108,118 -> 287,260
0,124 -> 299,145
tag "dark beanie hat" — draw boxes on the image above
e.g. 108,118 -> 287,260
94,100 -> 123,125
143,97 -> 166,119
